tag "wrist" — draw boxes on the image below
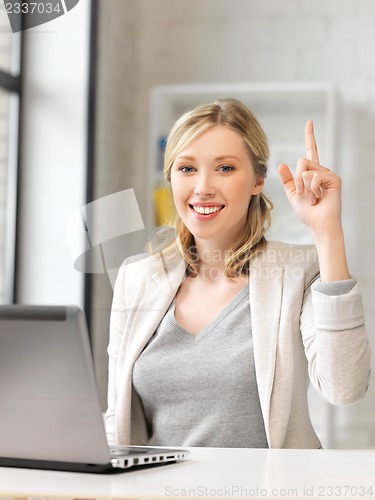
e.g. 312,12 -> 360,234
310,222 -> 344,245
311,225 -> 350,282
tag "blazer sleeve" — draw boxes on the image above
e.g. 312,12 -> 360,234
105,260 -> 128,445
300,272 -> 371,406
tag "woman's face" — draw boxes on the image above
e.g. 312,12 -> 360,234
170,125 -> 264,247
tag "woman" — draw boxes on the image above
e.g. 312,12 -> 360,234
106,98 -> 370,449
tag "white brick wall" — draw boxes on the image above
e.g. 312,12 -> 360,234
94,0 -> 375,447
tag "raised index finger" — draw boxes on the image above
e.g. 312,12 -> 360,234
305,120 -> 320,164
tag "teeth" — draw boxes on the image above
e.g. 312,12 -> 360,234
192,205 -> 223,215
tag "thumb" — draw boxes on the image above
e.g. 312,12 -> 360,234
278,163 -> 296,198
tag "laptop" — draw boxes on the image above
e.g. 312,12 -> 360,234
0,305 -> 189,473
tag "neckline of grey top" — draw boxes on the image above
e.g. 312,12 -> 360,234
168,282 -> 249,345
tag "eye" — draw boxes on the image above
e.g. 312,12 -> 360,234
218,164 -> 234,173
178,165 -> 196,173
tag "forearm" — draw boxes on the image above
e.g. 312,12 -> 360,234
311,225 -> 350,282
302,282 -> 370,406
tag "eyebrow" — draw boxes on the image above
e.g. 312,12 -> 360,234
175,155 -> 241,162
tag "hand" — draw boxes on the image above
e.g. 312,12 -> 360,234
278,121 -> 342,235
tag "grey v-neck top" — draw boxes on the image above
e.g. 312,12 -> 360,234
132,283 -> 269,448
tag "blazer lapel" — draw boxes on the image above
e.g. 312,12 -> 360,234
125,252 -> 186,367
116,252 -> 187,444
250,249 -> 284,447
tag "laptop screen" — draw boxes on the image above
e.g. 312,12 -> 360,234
0,305 -> 111,465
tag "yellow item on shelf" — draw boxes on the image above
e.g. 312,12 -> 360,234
153,185 -> 176,227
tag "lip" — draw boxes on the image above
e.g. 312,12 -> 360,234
189,202 -> 224,207
189,204 -> 225,221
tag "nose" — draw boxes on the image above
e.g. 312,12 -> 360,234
194,170 -> 215,197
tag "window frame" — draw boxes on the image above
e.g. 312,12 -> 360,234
0,27 -> 23,304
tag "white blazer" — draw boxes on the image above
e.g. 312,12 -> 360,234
105,240 -> 371,448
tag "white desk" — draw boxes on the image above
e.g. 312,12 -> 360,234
1,447 -> 375,499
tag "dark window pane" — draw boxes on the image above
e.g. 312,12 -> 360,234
0,87 -> 18,303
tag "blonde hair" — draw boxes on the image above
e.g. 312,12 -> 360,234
163,98 -> 273,278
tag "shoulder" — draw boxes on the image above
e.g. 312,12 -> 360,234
265,240 -> 317,261
114,240 -> 186,291
257,240 -> 320,287
121,252 -> 154,274
113,252 -> 150,282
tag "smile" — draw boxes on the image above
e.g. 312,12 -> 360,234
190,205 -> 225,215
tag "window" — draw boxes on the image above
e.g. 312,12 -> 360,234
0,4 -> 21,303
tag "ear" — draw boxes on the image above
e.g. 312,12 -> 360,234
251,177 -> 264,195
